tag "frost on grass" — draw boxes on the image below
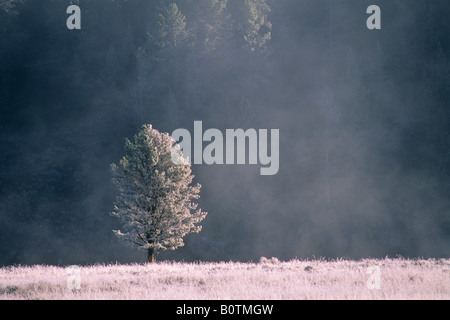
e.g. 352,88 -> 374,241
259,256 -> 280,264
0,259 -> 449,300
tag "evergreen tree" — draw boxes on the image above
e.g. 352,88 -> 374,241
230,0 -> 272,52
111,124 -> 207,262
150,2 -> 189,50
190,0 -> 232,53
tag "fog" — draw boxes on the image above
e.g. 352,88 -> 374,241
0,0 -> 449,265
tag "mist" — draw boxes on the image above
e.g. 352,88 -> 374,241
0,0 -> 449,266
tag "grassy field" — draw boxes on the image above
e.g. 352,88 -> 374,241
0,258 -> 449,300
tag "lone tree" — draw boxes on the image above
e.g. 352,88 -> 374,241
111,124 -> 207,263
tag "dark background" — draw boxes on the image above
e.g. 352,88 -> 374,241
1,0 -> 449,266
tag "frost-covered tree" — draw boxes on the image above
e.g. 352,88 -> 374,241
111,124 -> 207,262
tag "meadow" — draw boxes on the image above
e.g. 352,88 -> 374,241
0,258 -> 449,300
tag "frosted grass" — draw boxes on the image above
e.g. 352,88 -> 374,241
0,258 -> 449,300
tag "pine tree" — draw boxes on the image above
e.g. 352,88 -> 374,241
190,0 -> 232,54
111,124 -> 207,262
230,0 -> 272,52
150,3 -> 189,50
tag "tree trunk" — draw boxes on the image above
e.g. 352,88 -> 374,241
148,248 -> 155,263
